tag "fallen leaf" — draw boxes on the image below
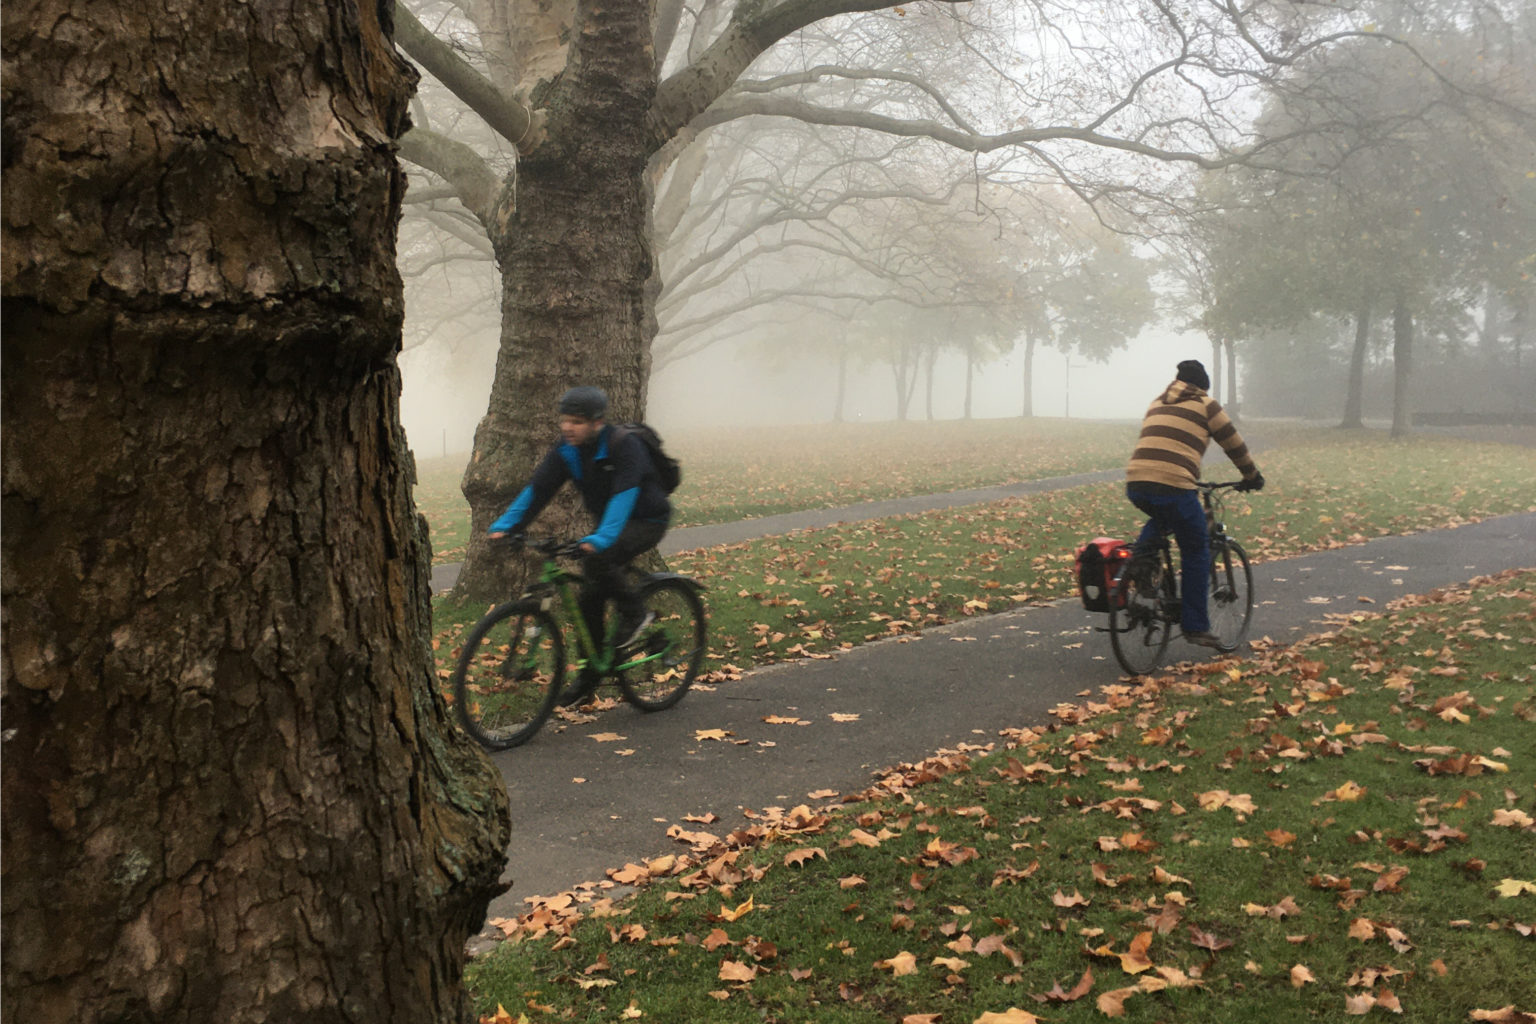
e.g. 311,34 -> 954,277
1345,992 -> 1376,1014
717,959 -> 757,983
694,728 -> 733,741
876,951 -> 919,977
719,896 -> 754,922
1052,889 -> 1090,908
589,732 -> 626,743
784,847 -> 826,867
830,713 -> 861,723
1494,878 -> 1536,898
1096,986 -> 1141,1017
1034,967 -> 1094,1003
1291,964 -> 1317,988
974,1008 -> 1046,1023
1333,780 -> 1367,802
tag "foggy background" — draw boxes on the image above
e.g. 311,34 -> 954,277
392,1 -> 1535,465
401,328 -> 1205,458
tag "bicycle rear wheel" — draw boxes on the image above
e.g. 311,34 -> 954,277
1207,538 -> 1253,652
451,602 -> 565,750
616,578 -> 706,711
1108,556 -> 1173,676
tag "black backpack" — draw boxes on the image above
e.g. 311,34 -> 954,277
618,422 -> 681,494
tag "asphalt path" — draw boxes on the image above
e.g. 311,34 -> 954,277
471,508 -> 1536,941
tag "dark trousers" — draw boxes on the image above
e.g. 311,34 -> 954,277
1127,485 -> 1210,634
578,519 -> 668,649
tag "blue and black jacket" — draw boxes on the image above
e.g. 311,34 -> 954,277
488,425 -> 671,551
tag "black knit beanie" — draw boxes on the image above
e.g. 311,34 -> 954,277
1176,360 -> 1210,391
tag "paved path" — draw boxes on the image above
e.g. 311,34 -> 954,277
430,468 -> 1125,593
472,510 -> 1536,941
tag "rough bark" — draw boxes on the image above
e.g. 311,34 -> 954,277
453,0 -> 657,600
1340,296 -> 1372,428
1,2 -> 511,1021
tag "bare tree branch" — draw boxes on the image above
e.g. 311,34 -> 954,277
394,0 -> 537,148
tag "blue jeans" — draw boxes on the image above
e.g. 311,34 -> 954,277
1126,485 -> 1209,634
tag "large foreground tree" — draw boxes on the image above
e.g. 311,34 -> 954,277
1,2 -> 510,1020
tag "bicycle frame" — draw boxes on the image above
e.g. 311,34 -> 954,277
519,545 -> 668,678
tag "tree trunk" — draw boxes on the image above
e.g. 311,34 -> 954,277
1,3 -> 510,1022
453,1 -> 657,601
963,342 -> 975,420
1340,296 -> 1372,429
1224,337 -> 1238,412
1391,293 -> 1415,438
1209,335 -> 1223,404
833,345 -> 849,422
1021,333 -> 1036,417
924,348 -> 937,420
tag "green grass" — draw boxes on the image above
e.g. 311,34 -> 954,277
428,429 -> 1536,696
465,571 -> 1536,1023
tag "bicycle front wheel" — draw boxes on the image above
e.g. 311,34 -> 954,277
616,578 -> 706,711
1108,558 -> 1173,676
451,602 -> 565,750
1207,538 -> 1253,652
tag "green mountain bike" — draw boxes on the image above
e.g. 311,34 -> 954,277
450,537 -> 707,750
1107,481 -> 1255,676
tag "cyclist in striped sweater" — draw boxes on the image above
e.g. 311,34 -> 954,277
1125,360 -> 1265,647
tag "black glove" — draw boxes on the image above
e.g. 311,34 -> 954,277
1236,473 -> 1265,493
493,529 -> 526,550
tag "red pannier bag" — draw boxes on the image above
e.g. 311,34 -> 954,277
1075,537 -> 1131,612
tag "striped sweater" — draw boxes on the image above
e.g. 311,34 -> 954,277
1126,380 -> 1258,489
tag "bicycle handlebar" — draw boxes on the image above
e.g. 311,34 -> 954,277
519,536 -> 586,559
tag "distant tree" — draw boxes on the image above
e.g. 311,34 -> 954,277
1014,219 -> 1156,416
392,0 -> 1378,598
1195,8 -> 1536,433
1,3 -> 510,1020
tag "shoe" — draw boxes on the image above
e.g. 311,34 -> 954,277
1184,630 -> 1222,648
558,674 -> 600,707
616,610 -> 656,649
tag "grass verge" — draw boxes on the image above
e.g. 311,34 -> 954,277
466,570 -> 1536,1023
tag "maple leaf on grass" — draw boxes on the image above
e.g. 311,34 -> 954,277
876,951 -> 919,976
1188,925 -> 1233,952
1051,888 -> 1090,908
717,959 -> 757,983
974,1010 -> 1046,1024
718,896 -> 754,921
1033,967 -> 1094,1003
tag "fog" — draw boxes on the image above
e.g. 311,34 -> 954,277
400,327 -> 1210,458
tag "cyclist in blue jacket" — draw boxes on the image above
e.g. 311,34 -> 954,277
488,386 -> 671,705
